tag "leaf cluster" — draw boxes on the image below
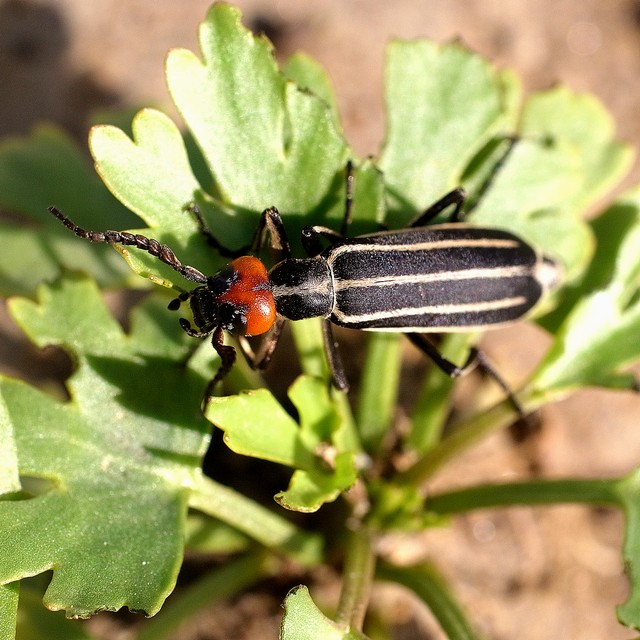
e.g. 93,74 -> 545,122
1,3 -> 640,638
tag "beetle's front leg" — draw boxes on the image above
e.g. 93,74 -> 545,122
237,317 -> 286,371
183,202 -> 250,258
322,320 -> 349,391
202,327 -> 237,403
248,207 -> 293,259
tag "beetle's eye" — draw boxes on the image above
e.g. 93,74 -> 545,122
208,265 -> 237,295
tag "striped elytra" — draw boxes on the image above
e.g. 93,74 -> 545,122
270,224 -> 559,332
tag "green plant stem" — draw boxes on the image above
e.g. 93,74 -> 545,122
189,474 -> 323,566
397,384 -> 563,486
426,477 -> 621,515
290,317 -> 330,381
407,333 -> 475,455
335,526 -> 376,631
357,333 -> 402,453
135,552 -> 274,640
396,396 -> 517,486
377,562 -> 479,640
290,318 -> 361,453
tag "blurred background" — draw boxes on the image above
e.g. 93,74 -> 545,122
1,1 -> 640,638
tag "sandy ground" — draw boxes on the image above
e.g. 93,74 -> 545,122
2,1 -> 640,638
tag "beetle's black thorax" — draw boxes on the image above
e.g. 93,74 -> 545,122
269,257 -> 333,320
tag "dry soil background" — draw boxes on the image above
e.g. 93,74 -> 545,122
2,1 -> 640,639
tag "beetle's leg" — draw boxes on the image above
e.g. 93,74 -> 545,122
250,207 -> 293,261
183,203 -> 249,258
322,320 -> 349,391
202,326 -> 237,402
464,135 -> 519,215
184,203 -> 296,261
406,333 -> 524,416
472,349 -> 525,416
179,318 -> 211,338
237,317 -> 286,371
301,225 -> 345,257
301,160 -> 356,257
409,136 -> 520,227
409,188 -> 467,227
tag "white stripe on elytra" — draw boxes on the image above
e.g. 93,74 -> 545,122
332,295 -> 528,325
333,264 -> 532,291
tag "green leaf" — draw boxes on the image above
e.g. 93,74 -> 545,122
15,578 -> 96,639
0,126 -> 138,295
89,108 -> 223,288
470,87 -> 633,280
275,451 -> 356,513
280,585 -> 368,640
379,39 -> 507,221
0,125 -> 135,228
0,222 -> 137,297
283,52 -> 342,132
530,188 -> 640,395
0,391 -> 19,495
206,376 -> 357,512
614,469 -> 640,630
166,3 -> 348,215
81,4 -> 350,295
379,42 -> 631,284
0,583 -> 18,640
1,274 -> 210,617
90,109 -> 201,231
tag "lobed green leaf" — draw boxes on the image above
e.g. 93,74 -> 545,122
166,3 -> 348,216
206,376 -> 357,512
1,275 -> 210,617
380,39 -> 506,221
530,188 -> 640,395
280,585 -> 368,640
0,126 -> 138,295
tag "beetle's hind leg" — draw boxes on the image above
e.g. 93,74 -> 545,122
406,333 -> 524,416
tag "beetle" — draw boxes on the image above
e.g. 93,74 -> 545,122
48,163 -> 560,407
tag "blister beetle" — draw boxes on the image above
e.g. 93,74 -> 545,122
48,163 -> 560,406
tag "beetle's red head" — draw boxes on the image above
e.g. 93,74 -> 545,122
208,256 -> 276,337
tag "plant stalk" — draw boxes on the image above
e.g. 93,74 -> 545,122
335,526 -> 376,631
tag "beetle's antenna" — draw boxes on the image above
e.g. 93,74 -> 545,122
463,135 -> 519,216
48,206 -> 208,285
